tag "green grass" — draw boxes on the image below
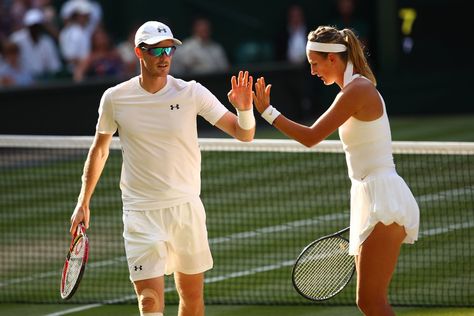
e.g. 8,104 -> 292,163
1,115 -> 473,315
388,115 -> 474,141
1,304 -> 473,316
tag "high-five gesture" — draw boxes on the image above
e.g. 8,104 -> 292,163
253,77 -> 272,114
228,71 -> 253,111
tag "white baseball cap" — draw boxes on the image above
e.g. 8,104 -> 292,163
71,0 -> 93,15
23,8 -> 45,26
134,21 -> 182,47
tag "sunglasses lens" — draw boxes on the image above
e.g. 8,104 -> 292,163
151,47 -> 166,56
167,46 -> 176,56
148,46 -> 176,57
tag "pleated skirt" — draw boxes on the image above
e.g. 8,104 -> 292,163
349,168 -> 420,255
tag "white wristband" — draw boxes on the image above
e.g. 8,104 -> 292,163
261,105 -> 281,125
237,109 -> 256,130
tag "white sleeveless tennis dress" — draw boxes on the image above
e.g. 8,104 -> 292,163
338,75 -> 420,255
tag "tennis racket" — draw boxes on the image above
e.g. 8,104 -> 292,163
292,226 -> 355,301
60,223 -> 89,300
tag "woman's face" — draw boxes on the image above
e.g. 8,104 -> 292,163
307,51 -> 338,86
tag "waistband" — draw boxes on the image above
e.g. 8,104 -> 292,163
351,167 -> 396,182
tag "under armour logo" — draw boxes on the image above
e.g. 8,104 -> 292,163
134,265 -> 142,271
157,28 -> 167,33
170,104 -> 180,110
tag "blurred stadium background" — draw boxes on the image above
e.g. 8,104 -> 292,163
1,0 -> 472,135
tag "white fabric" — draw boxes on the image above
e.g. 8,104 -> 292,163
287,26 -> 307,64
261,105 -> 281,125
237,109 -> 256,130
338,91 -> 394,180
0,59 -> 33,86
339,74 -> 419,255
348,169 -> 420,255
342,61 -> 354,88
134,21 -> 182,47
60,0 -> 102,37
306,41 -> 347,53
96,75 -> 228,210
59,24 -> 90,63
23,8 -> 44,26
10,29 -> 62,77
123,199 -> 213,279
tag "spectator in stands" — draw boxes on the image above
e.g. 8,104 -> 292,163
1,0 -> 59,42
59,0 -> 93,74
34,0 -> 61,41
0,40 -> 34,87
60,0 -> 102,35
9,8 -> 62,80
275,4 -> 308,65
172,17 -> 229,75
275,4 -> 319,120
116,25 -> 140,78
8,0 -> 30,34
73,27 -> 124,82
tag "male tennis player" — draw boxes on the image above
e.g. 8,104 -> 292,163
69,20 -> 255,316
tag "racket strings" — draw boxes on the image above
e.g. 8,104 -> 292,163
62,237 -> 87,297
294,237 -> 354,300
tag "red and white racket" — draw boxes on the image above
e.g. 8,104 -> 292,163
60,223 -> 89,300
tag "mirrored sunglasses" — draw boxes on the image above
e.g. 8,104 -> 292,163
140,46 -> 176,57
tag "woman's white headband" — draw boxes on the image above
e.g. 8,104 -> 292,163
306,41 -> 347,53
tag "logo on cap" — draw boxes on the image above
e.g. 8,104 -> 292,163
157,28 -> 167,33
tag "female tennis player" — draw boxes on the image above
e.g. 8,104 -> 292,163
252,25 -> 419,315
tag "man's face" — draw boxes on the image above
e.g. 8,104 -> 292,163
137,39 -> 176,77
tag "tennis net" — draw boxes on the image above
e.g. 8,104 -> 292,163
0,135 -> 473,306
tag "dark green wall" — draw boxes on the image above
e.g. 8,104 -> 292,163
0,63 -> 471,136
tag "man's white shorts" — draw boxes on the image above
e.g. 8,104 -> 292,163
122,199 -> 213,281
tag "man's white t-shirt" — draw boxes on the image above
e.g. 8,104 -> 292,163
96,75 -> 228,210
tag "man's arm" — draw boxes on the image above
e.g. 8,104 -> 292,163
70,132 -> 113,234
214,112 -> 255,142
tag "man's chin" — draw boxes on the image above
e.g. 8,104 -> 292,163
153,68 -> 170,77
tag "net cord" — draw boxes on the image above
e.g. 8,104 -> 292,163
0,135 -> 473,155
